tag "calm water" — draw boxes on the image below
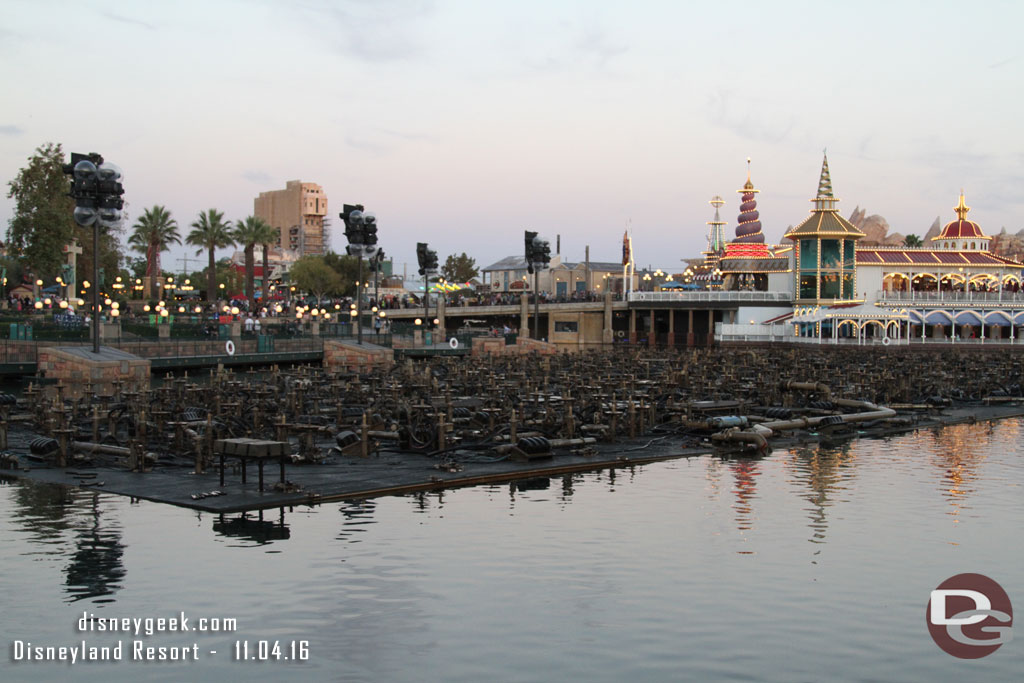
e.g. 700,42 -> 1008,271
2,421 -> 1022,682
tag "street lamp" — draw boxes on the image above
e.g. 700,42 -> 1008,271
341,203 -> 381,346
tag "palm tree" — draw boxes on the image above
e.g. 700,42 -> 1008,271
186,209 -> 234,305
260,227 -> 280,305
128,206 -> 180,297
903,234 -> 923,248
232,216 -> 276,310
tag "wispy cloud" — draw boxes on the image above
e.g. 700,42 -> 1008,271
0,124 -> 23,136
99,11 -> 157,31
241,170 -> 272,184
989,56 -> 1015,69
575,29 -> 628,67
378,127 -> 438,143
346,136 -> 387,154
521,24 -> 629,75
294,0 -> 434,63
707,89 -> 796,145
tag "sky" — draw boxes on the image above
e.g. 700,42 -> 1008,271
2,0 -> 1022,279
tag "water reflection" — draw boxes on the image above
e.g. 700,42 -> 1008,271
7,482 -> 126,603
10,480 -> 76,546
925,423 -> 992,521
212,508 -> 290,544
785,444 -> 857,546
64,493 -> 126,603
729,457 -> 761,533
338,498 -> 378,541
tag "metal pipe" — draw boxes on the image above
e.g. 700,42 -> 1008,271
711,429 -> 769,453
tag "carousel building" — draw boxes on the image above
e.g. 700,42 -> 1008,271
782,155 -> 1024,343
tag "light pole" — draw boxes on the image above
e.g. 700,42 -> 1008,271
524,231 -> 551,340
416,242 -> 438,336
62,152 -> 124,354
341,204 -> 380,345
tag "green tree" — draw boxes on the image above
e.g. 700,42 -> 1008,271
6,142 -> 76,278
232,215 -> 277,310
259,225 -> 279,303
185,209 -> 234,303
6,142 -> 124,296
441,252 -> 479,283
903,234 -> 923,248
289,256 -> 341,305
322,250 -> 361,296
128,205 -> 180,296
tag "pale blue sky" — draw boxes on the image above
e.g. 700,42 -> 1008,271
2,0 -> 1021,277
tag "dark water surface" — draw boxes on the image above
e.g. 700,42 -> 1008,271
2,421 -> 1022,682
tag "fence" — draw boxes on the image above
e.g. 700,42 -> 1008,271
629,291 -> 792,303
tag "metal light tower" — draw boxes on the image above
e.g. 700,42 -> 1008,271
416,243 -> 438,338
525,230 -> 551,340
63,153 -> 124,354
341,204 -> 380,345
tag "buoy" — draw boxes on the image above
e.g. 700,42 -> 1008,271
881,337 -> 890,346
225,340 -> 236,355
449,337 -> 459,349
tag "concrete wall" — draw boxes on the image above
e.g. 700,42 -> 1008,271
857,266 -> 885,302
322,340 -> 393,371
37,347 -> 151,398
548,309 -> 606,350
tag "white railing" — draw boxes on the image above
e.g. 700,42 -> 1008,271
876,290 -> 1024,305
629,290 -> 792,303
716,322 -> 1021,345
715,322 -> 793,342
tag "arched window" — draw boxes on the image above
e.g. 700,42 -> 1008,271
971,242 -> 976,250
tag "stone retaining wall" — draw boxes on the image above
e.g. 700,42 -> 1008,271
323,340 -> 394,371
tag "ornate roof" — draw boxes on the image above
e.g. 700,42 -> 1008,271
856,247 -> 1021,268
933,192 -> 989,242
783,152 -> 866,240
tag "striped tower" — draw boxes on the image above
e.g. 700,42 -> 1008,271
734,158 -> 764,244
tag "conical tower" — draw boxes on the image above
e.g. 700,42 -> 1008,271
723,158 -> 772,259
784,151 -> 865,304
734,158 -> 765,244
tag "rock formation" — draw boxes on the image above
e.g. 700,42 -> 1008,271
847,206 -> 905,246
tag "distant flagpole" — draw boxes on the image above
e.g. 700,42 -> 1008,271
622,224 -> 629,296
622,221 -> 634,296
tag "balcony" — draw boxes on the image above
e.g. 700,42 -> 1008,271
875,290 -> 1024,307
628,291 -> 792,304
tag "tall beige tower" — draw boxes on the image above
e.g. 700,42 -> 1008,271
254,180 -> 328,257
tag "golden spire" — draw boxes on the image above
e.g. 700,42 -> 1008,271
743,157 -> 755,191
954,190 -> 970,220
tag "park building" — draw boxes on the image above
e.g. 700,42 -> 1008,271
481,253 -> 633,298
717,153 -> 1024,344
253,180 -> 328,258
